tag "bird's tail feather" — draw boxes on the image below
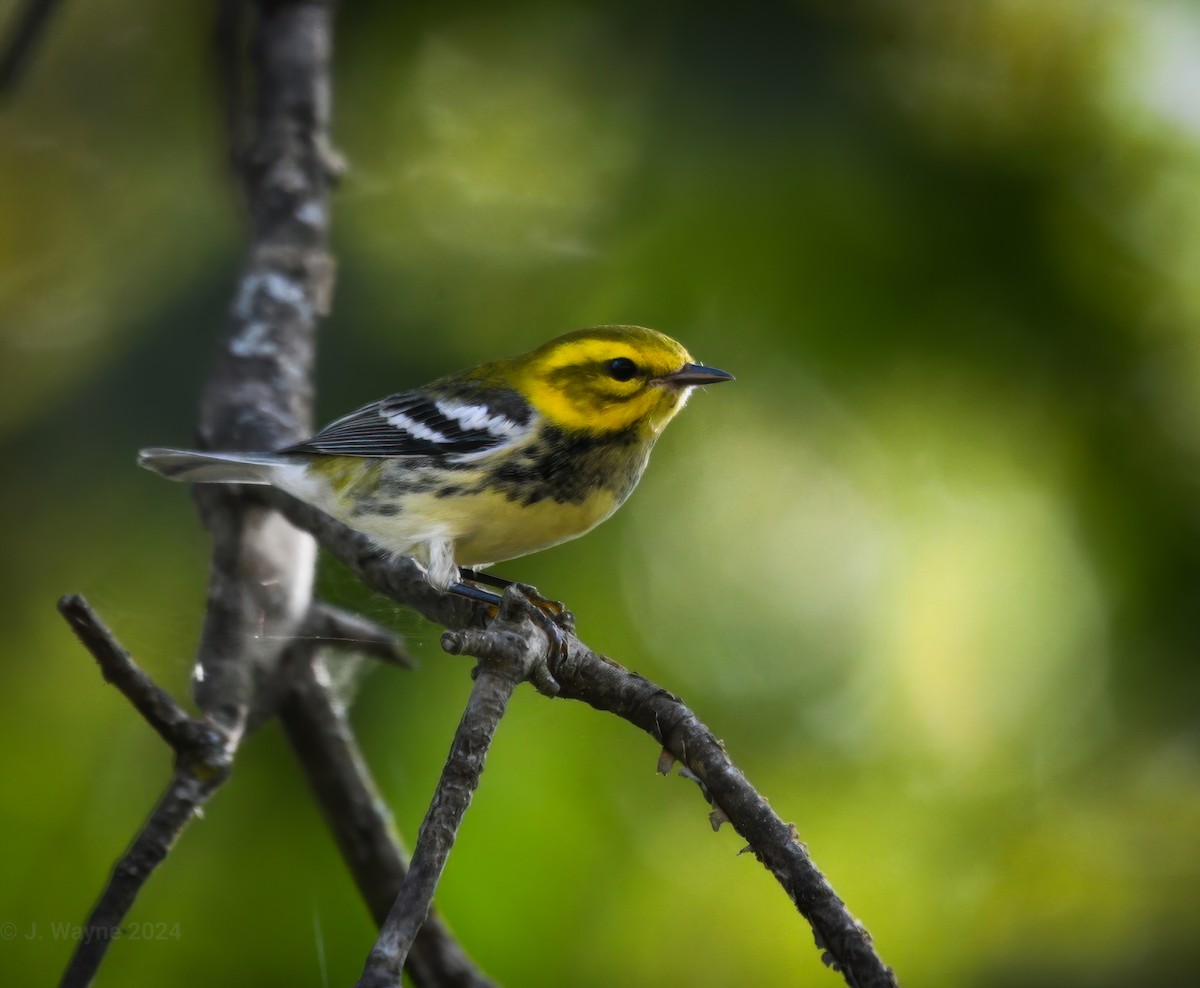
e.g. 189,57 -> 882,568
137,447 -> 287,485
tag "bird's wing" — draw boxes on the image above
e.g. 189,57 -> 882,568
285,386 -> 535,459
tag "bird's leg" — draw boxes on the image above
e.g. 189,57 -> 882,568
458,569 -> 574,632
447,580 -> 503,611
457,568 -> 510,592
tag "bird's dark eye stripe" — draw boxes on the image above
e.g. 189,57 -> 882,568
607,357 -> 638,381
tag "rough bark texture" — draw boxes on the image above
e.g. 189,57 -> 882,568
192,0 -> 336,738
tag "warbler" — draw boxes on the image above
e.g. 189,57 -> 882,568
139,325 -> 732,603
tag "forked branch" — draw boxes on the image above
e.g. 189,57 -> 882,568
266,493 -> 899,988
56,596 -> 233,988
54,3 -> 490,986
281,646 -> 495,988
354,592 -> 546,987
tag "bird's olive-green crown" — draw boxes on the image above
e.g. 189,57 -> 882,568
472,325 -> 709,437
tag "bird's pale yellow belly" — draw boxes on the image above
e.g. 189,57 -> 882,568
423,488 -> 618,567
335,483 -> 619,569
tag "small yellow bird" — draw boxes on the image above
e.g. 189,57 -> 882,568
139,325 -> 732,609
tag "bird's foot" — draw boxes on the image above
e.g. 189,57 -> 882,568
446,580 -> 572,695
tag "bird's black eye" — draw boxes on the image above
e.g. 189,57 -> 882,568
607,357 -> 638,382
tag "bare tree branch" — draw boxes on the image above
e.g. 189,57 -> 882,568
201,9 -> 495,980
55,3 -> 494,984
58,595 -> 198,750
355,590 -> 546,988
263,490 -> 899,988
56,596 -> 233,988
191,0 -> 337,739
58,3 -> 340,985
548,647 -> 896,988
60,770 -> 230,988
55,590 -> 494,988
280,649 -> 495,988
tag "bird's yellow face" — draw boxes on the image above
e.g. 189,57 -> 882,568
510,326 -> 730,436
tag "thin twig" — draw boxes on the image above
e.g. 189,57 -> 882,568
59,769 -> 230,988
548,647 -> 897,988
280,647 -> 495,988
355,592 -> 544,988
303,601 -> 416,668
57,595 -> 198,750
354,670 -> 517,988
56,597 -> 233,988
0,0 -> 65,95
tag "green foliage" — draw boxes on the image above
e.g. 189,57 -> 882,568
2,1 -> 1199,985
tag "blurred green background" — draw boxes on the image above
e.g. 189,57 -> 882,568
3,0 -> 1199,985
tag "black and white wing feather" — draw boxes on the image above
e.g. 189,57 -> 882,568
286,385 -> 534,460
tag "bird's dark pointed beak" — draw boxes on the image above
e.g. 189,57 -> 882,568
663,362 -> 735,386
